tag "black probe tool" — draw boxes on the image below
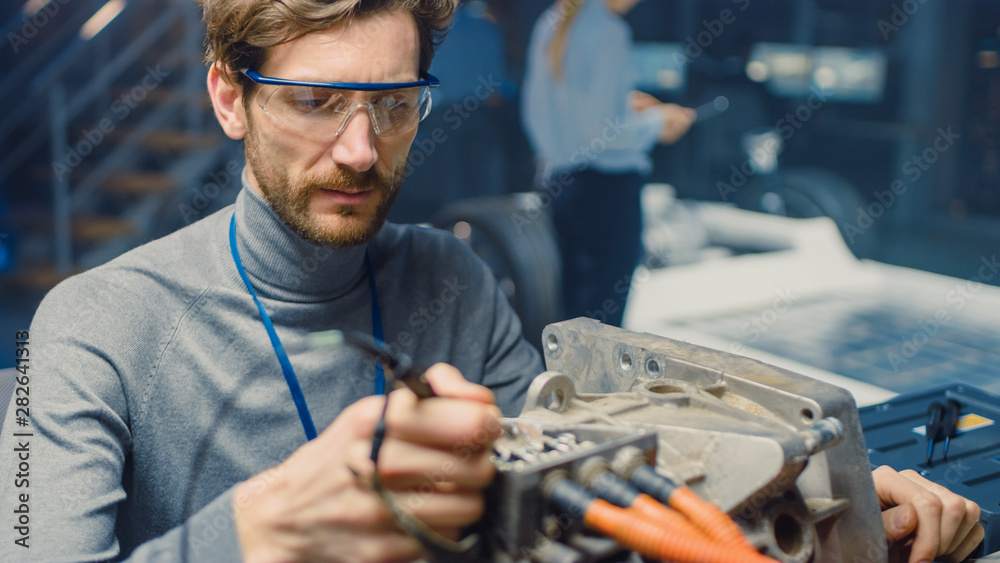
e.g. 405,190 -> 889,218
942,399 -> 961,461
926,401 -> 944,466
306,329 -> 436,398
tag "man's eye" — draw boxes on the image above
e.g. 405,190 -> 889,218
284,88 -> 342,112
300,98 -> 326,108
376,94 -> 411,111
293,96 -> 332,110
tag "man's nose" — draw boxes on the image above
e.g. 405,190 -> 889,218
330,103 -> 379,172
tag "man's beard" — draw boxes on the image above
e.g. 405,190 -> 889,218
244,118 -> 404,248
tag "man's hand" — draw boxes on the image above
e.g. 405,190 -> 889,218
655,103 -> 696,145
233,363 -> 501,562
873,465 -> 984,563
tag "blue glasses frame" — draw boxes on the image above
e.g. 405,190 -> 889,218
240,69 -> 440,91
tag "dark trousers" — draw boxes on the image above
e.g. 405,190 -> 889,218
548,169 -> 645,328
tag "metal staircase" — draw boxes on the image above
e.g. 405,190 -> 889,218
0,0 -> 237,288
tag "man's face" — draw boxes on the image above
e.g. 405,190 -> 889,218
243,10 -> 421,247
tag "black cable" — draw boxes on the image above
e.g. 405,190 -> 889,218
628,464 -> 678,504
338,333 -> 480,562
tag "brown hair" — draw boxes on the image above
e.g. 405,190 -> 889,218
199,0 -> 457,97
547,0 -> 585,82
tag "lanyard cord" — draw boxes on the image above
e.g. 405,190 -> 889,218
367,249 -> 386,396
229,213 -> 385,441
230,211 -> 474,559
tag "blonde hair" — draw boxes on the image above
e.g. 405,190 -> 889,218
199,0 -> 457,97
547,0 -> 586,81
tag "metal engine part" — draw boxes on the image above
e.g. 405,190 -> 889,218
481,319 -> 886,563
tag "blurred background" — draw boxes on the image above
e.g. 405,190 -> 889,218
1,0 -> 999,374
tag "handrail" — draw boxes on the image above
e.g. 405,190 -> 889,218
0,1 -> 181,140
62,6 -> 185,120
0,1 -> 190,185
0,0 -> 108,104
32,3 -> 185,92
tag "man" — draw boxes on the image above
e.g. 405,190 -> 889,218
0,0 -> 984,561
1,1 -> 539,561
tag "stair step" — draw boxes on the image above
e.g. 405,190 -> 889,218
2,209 -> 134,242
103,172 -> 177,195
72,216 -> 136,242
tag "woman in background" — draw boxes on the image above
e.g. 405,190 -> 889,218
522,0 -> 694,327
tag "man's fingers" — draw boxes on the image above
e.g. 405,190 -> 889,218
882,503 -> 917,544
310,527 -> 425,563
944,499 -> 982,554
336,392 -> 502,448
345,438 -> 496,489
333,483 -> 484,529
898,470 -> 957,552
309,473 -> 486,530
873,466 -> 942,562
939,523 -> 985,563
898,469 -> 980,555
423,362 -> 496,404
391,489 -> 486,528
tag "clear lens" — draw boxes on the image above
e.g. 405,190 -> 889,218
256,84 -> 432,139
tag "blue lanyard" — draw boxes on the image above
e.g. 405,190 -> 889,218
229,213 -> 385,441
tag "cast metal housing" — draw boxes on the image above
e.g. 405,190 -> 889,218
484,319 -> 886,562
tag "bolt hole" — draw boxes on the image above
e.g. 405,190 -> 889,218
801,408 -> 815,422
547,389 -> 566,411
773,513 -> 804,555
546,333 -> 559,352
646,358 -> 660,376
620,353 -> 632,370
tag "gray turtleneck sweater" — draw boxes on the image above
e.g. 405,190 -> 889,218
0,179 -> 544,561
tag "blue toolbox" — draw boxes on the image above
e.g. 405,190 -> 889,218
860,384 -> 1000,554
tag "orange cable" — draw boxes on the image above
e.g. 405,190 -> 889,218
585,499 -> 779,563
629,494 -> 709,540
669,486 -> 756,552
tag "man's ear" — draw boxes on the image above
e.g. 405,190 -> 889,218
207,63 -> 248,140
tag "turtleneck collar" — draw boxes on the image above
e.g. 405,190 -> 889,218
229,168 -> 369,303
